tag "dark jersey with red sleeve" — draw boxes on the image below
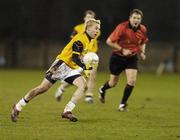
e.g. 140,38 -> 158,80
109,21 -> 148,56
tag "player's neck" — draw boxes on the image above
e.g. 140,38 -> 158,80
85,32 -> 93,41
128,22 -> 140,32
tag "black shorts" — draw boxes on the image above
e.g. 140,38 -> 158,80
109,53 -> 138,75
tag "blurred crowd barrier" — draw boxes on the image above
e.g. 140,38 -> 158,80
0,40 -> 180,73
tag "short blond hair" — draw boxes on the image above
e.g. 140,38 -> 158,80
85,18 -> 101,29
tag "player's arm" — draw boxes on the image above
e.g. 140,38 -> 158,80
139,43 -> 146,60
106,37 -> 122,51
106,24 -> 131,55
106,38 -> 132,56
106,24 -> 124,51
72,41 -> 89,70
139,25 -> 148,56
139,27 -> 148,60
139,43 -> 146,54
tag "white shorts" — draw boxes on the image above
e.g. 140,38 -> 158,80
45,59 -> 81,84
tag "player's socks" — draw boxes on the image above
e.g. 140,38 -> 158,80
64,101 -> 76,112
16,98 -> 28,111
121,84 -> 134,104
55,87 -> 64,98
101,81 -> 111,92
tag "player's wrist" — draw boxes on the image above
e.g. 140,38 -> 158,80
82,64 -> 87,70
140,49 -> 145,54
120,48 -> 123,52
82,64 -> 92,70
140,51 -> 145,55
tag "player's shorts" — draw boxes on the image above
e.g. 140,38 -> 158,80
109,53 -> 138,75
45,59 -> 81,84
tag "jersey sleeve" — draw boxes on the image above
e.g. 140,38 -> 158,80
72,40 -> 83,55
109,24 -> 125,43
72,40 -> 86,69
141,25 -> 149,44
74,25 -> 79,32
70,25 -> 80,38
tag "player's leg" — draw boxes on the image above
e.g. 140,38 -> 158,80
11,78 -> 53,122
85,67 -> 97,103
99,74 -> 119,103
118,69 -> 137,111
55,81 -> 70,102
61,75 -> 87,122
99,54 -> 123,103
118,55 -> 138,111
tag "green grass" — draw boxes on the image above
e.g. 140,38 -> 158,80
0,69 -> 180,140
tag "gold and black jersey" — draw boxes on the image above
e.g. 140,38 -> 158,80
57,33 -> 97,69
74,23 -> 85,34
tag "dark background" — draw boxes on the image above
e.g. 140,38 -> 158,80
0,0 -> 179,72
0,0 -> 180,41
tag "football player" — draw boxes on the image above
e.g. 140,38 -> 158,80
55,10 -> 100,103
99,9 -> 148,111
11,19 -> 101,122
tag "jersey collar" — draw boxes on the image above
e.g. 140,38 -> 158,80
128,22 -> 141,32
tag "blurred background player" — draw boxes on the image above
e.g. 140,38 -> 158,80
11,19 -> 101,122
70,10 -> 96,38
98,9 -> 148,111
55,10 -> 100,103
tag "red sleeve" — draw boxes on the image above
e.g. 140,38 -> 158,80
141,25 -> 149,44
109,24 -> 125,43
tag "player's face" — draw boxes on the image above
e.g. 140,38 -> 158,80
129,13 -> 142,28
86,23 -> 100,39
84,14 -> 95,22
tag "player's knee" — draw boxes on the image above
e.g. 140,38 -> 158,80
108,80 -> 118,87
127,80 -> 136,86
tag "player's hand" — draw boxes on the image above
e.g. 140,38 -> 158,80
83,70 -> 90,78
140,52 -> 146,60
83,64 -> 93,70
122,48 -> 132,56
91,62 -> 98,69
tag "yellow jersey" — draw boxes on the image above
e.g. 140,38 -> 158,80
57,33 -> 97,69
73,23 -> 100,53
74,23 -> 85,34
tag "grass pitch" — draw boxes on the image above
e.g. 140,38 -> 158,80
0,69 -> 180,140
